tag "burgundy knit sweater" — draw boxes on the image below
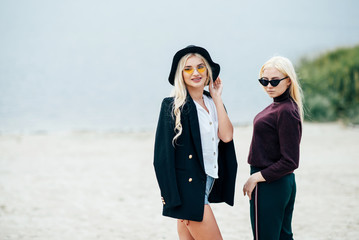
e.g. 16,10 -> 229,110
247,89 -> 302,182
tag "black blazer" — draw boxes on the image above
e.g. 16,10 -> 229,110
153,91 -> 238,221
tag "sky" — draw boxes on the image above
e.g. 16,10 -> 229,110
0,0 -> 358,133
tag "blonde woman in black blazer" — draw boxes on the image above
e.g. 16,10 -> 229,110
154,45 -> 237,240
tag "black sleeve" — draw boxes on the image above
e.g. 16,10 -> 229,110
153,98 -> 181,208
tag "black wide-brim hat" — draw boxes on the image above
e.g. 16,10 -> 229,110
168,45 -> 220,85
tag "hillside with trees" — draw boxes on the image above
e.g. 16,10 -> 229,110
298,45 -> 359,124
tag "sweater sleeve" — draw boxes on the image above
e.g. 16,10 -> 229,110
260,107 -> 302,182
153,98 -> 181,208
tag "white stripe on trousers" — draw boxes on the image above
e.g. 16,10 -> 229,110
255,185 -> 259,240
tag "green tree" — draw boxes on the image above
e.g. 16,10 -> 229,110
298,45 -> 359,124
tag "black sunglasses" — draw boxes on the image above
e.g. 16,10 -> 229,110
258,76 -> 289,87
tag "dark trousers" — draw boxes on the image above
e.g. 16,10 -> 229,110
250,167 -> 296,240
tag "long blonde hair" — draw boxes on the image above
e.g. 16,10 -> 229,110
259,56 -> 304,121
171,53 -> 213,145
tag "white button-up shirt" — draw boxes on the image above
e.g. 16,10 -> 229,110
194,95 -> 219,179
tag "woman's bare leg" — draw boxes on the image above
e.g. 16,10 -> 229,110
178,219 -> 195,240
184,205 -> 223,240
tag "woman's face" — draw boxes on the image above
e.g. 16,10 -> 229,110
261,67 -> 291,98
182,55 -> 208,90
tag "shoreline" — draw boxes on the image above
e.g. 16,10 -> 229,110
1,120 -> 358,136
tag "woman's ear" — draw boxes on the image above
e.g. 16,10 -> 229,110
287,78 -> 292,87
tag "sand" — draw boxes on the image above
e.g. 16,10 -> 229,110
0,122 -> 358,239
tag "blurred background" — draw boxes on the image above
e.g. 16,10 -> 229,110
1,0 -> 359,134
1,1 -> 359,239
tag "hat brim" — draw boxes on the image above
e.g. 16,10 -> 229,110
168,45 -> 220,86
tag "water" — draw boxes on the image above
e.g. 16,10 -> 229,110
1,0 -> 359,133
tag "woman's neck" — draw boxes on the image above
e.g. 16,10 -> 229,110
274,88 -> 290,102
188,86 -> 209,113
187,87 -> 204,102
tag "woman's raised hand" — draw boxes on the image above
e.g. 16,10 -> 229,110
209,77 -> 223,100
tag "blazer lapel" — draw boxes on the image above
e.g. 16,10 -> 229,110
186,95 -> 205,172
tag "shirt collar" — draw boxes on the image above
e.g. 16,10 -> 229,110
274,88 -> 290,102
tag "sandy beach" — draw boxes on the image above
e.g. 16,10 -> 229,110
0,122 -> 358,240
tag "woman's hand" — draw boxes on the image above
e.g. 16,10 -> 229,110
209,76 -> 233,142
243,172 -> 265,200
180,219 -> 190,226
209,77 -> 223,101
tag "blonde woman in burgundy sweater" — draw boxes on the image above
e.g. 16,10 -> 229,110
243,56 -> 304,240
